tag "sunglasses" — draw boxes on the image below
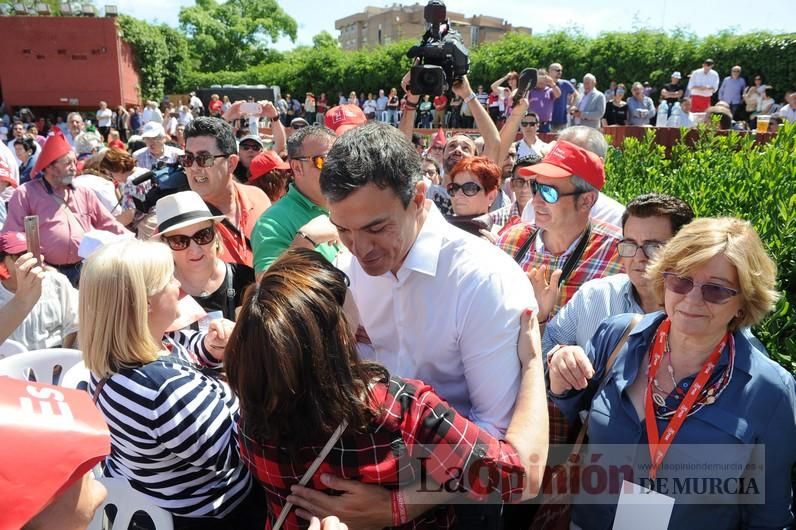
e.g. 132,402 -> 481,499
291,123 -> 308,130
521,120 -> 539,127
662,272 -> 739,304
239,143 -> 262,152
447,181 -> 482,197
531,181 -> 581,204
178,153 -> 228,168
293,154 -> 326,170
422,168 -> 438,176
618,241 -> 663,259
162,226 -> 216,251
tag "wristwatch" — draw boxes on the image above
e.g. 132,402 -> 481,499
464,93 -> 477,103
297,231 -> 318,247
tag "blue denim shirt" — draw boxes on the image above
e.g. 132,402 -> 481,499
551,312 -> 796,529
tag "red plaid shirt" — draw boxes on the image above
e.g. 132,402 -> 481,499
239,377 -> 527,530
496,220 -> 623,445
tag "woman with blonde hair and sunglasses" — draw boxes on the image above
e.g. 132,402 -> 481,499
80,238 -> 266,529
154,191 -> 254,321
548,217 -> 796,529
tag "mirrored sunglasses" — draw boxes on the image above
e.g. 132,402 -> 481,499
293,154 -> 326,170
531,181 -> 581,204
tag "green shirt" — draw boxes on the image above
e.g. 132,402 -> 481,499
251,184 -> 340,272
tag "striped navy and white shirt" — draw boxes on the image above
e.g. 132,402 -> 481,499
542,273 -> 643,354
90,330 -> 251,518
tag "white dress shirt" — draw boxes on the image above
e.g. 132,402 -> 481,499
687,69 -> 720,97
337,204 -> 537,437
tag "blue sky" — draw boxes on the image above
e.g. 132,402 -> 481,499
116,0 -> 791,51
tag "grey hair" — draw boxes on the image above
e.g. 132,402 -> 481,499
631,82 -> 644,91
570,175 -> 599,194
583,73 -> 597,84
286,125 -> 336,160
557,126 -> 608,159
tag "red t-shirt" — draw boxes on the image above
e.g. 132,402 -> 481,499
433,95 -> 448,110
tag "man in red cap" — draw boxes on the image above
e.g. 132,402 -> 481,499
496,140 -> 622,447
251,125 -> 341,273
324,103 -> 367,136
3,130 -> 128,286
497,140 -> 622,322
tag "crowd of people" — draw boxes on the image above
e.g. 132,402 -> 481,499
1,57 -> 795,530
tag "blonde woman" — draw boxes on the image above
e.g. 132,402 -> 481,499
80,239 -> 265,529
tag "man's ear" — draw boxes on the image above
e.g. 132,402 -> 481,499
413,179 -> 428,207
227,153 -> 239,175
578,190 -> 598,212
486,188 -> 498,207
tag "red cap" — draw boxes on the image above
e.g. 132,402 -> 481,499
32,129 -> 73,176
249,150 -> 290,181
0,158 -> 16,188
518,140 -> 605,190
432,128 -> 446,147
0,231 -> 27,254
325,104 -> 367,135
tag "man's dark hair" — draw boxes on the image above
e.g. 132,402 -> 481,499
512,153 -> 542,177
621,193 -> 695,234
286,125 -> 335,160
320,123 -> 422,208
523,111 -> 540,121
184,117 -> 237,155
18,136 -> 37,155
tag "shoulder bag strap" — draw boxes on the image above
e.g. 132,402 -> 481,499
206,202 -> 252,251
272,419 -> 350,530
513,226 -> 541,264
223,261 -> 235,320
570,314 -> 642,451
556,224 -> 592,288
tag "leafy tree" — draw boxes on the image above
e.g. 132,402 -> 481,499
118,15 -> 169,102
312,31 -> 339,50
158,24 -> 193,94
178,0 -> 297,72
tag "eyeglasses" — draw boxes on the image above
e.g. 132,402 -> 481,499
617,241 -> 663,259
510,177 -> 533,189
531,181 -> 581,204
422,168 -> 438,176
521,120 -> 539,127
178,153 -> 228,168
293,154 -> 326,170
162,226 -> 216,251
239,143 -> 262,152
291,123 -> 308,130
447,181 -> 482,197
662,272 -> 739,304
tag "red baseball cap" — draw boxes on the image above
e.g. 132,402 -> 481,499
518,140 -> 606,190
249,150 -> 290,182
325,104 -> 367,135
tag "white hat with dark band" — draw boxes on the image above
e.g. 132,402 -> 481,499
153,191 -> 225,238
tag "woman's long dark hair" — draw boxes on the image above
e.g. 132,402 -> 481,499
225,248 -> 387,453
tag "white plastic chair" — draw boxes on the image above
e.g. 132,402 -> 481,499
88,477 -> 174,530
0,339 -> 27,360
0,348 -> 82,385
61,360 -> 92,391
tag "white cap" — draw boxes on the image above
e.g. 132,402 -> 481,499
672,71 -> 682,79
78,230 -> 134,260
141,121 -> 166,138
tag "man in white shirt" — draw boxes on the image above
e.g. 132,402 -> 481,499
777,91 -> 796,123
687,58 -> 720,112
95,101 -> 113,141
323,122 -> 537,437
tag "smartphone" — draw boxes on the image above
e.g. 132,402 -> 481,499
24,215 -> 41,265
240,102 -> 262,116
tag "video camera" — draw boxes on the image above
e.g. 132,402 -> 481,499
406,0 -> 469,96
131,162 -> 189,213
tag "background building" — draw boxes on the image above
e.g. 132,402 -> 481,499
335,3 -> 532,50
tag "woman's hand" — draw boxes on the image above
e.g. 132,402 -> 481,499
517,308 -> 541,370
204,318 -> 235,360
547,345 -> 595,394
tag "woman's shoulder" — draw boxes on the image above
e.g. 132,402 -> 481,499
736,331 -> 796,394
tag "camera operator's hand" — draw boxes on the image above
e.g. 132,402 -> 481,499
116,208 -> 136,228
400,71 -> 418,103
451,75 -> 474,99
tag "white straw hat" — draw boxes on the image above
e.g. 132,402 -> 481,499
153,191 -> 225,238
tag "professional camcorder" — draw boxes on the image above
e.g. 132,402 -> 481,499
131,162 -> 189,213
406,0 -> 469,96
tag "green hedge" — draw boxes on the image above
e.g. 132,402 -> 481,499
603,123 -> 796,372
177,30 -> 796,102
